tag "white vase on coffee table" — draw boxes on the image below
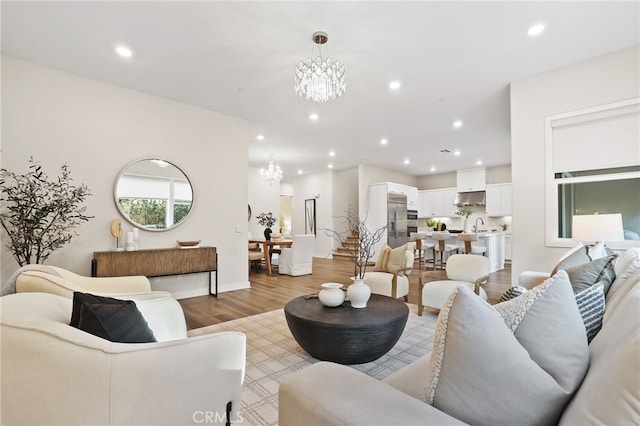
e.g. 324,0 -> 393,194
347,278 -> 371,309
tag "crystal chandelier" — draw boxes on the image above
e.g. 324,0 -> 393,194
260,155 -> 283,186
294,31 -> 346,103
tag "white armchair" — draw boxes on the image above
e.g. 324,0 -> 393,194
418,254 -> 489,315
363,250 -> 414,300
15,265 -> 187,342
278,234 -> 315,276
16,264 -> 151,295
0,292 -> 246,426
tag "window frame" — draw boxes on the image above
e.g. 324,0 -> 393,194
544,98 -> 640,250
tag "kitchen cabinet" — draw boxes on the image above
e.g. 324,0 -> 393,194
505,234 -> 512,261
457,168 -> 486,192
418,188 -> 457,217
386,182 -> 419,210
486,183 -> 512,216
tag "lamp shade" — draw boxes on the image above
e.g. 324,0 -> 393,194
572,214 -> 624,242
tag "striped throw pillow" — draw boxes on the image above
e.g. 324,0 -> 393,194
575,282 -> 605,343
497,285 -> 528,303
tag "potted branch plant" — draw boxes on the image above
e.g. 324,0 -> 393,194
323,207 -> 386,308
455,205 -> 474,233
256,212 -> 277,240
0,157 -> 92,266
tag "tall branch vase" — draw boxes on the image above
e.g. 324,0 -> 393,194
347,278 -> 371,308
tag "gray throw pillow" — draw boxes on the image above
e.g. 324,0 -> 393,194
564,254 -> 618,295
427,272 -> 589,426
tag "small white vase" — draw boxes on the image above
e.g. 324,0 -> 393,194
318,283 -> 345,307
347,278 -> 371,309
463,217 -> 472,233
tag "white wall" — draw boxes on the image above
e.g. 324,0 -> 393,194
1,56 -> 250,298
358,165 -> 418,218
510,45 -> 640,281
247,167 -> 281,239
290,171 -> 334,258
486,165 -> 512,184
415,172 -> 457,190
330,168 -> 359,250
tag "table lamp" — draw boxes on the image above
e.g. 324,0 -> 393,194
572,213 -> 624,245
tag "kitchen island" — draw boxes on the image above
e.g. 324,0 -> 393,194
416,231 -> 505,273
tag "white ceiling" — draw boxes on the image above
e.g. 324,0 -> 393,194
2,1 -> 639,179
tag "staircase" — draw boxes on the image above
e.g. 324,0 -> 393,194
332,232 -> 359,260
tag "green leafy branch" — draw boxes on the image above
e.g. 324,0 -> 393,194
0,157 -> 93,266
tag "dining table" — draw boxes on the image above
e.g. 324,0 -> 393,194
249,238 -> 293,275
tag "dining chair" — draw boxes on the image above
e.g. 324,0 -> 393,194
278,234 -> 315,276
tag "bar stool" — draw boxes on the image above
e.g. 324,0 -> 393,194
432,231 -> 459,270
457,233 -> 487,256
410,233 -> 435,269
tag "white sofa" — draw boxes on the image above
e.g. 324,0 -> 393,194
279,248 -> 640,425
1,292 -> 246,426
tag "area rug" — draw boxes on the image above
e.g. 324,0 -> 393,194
188,304 -> 438,426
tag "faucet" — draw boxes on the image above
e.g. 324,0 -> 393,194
473,217 -> 485,233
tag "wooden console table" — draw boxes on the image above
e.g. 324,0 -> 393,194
92,246 -> 219,296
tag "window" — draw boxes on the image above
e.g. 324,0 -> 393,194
545,99 -> 640,249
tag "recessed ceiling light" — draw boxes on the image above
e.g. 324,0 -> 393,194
380,138 -> 388,145
454,150 -> 461,156
327,163 -> 334,169
476,160 -> 483,166
256,134 -> 265,141
430,167 -> 436,172
329,151 -> 336,157
298,169 -> 303,175
452,120 -> 463,128
309,113 -> 319,120
527,23 -> 545,36
403,159 -> 410,165
115,45 -> 133,58
389,80 -> 401,90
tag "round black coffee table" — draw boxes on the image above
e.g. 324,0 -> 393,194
284,294 -> 409,365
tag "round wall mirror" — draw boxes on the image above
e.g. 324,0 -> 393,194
114,158 -> 194,231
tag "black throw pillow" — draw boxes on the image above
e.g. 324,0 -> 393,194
70,292 -> 156,343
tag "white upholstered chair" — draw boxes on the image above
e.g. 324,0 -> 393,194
0,292 -> 246,425
431,231 -> 459,270
363,249 -> 414,300
278,234 -> 315,276
418,254 -> 490,315
14,265 -> 187,342
457,233 -> 487,255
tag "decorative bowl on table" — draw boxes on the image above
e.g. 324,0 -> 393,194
176,240 -> 201,248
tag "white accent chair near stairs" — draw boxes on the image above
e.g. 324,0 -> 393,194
363,250 -> 414,300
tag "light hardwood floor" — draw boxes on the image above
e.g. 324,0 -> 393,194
178,256 -> 512,330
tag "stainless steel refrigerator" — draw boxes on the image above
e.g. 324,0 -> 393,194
387,193 -> 408,248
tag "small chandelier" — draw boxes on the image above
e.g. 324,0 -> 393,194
294,31 -> 346,103
260,155 -> 283,186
